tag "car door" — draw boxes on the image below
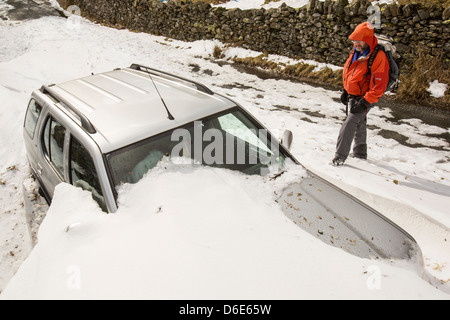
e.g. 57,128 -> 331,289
68,134 -> 107,212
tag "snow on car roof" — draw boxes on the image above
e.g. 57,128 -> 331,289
47,66 -> 236,153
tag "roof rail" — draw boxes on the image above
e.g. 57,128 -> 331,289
129,64 -> 214,95
40,85 -> 97,134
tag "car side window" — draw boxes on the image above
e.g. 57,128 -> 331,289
69,136 -> 106,212
217,111 -> 272,154
24,99 -> 42,138
42,116 -> 66,178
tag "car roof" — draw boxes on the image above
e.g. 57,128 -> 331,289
43,65 -> 237,153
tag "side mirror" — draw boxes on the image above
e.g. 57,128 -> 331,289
280,130 -> 293,151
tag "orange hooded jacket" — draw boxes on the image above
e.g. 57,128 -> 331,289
343,22 -> 390,104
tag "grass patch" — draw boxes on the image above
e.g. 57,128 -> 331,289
213,45 -> 224,59
232,53 -> 343,89
396,47 -> 449,110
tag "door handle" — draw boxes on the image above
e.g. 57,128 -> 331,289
37,164 -> 43,176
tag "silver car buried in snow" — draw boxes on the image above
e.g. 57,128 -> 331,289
23,64 -> 421,261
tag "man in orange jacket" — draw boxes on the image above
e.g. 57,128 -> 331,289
332,22 -> 390,166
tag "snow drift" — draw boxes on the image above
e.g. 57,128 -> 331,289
1,161 -> 447,299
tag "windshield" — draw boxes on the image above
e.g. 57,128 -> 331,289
106,108 -> 288,187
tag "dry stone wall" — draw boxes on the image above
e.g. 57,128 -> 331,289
58,0 -> 450,67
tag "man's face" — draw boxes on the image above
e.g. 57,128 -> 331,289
352,40 -> 369,52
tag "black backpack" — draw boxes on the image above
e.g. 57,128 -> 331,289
367,34 -> 400,93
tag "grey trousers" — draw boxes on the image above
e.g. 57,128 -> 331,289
335,99 -> 371,160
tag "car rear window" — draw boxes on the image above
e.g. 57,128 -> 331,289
24,99 -> 42,138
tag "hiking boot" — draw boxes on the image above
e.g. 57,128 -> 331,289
332,156 -> 345,166
350,153 -> 367,160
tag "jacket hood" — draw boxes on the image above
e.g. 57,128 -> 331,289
349,22 -> 378,51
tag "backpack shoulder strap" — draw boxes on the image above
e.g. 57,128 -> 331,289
367,44 -> 382,75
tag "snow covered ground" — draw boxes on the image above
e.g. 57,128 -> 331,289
0,1 -> 449,299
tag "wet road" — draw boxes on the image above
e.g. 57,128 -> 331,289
377,97 -> 450,150
0,0 -> 62,22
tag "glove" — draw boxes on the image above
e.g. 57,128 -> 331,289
340,90 -> 349,105
350,98 -> 370,114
